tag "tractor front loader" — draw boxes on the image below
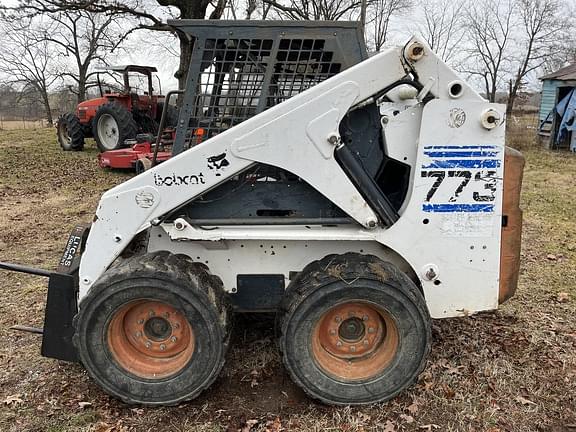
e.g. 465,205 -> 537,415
1,20 -> 524,406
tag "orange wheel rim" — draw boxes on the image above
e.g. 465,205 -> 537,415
107,300 -> 195,379
311,302 -> 399,381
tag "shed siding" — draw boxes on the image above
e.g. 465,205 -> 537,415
539,80 -> 560,122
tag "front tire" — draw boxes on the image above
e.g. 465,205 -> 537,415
92,102 -> 138,152
56,113 -> 84,151
277,253 -> 431,405
73,252 -> 231,406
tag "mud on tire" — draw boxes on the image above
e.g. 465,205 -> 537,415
277,253 -> 431,405
73,251 -> 231,406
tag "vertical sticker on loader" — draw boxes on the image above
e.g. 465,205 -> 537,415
420,145 -> 502,237
420,145 -> 502,212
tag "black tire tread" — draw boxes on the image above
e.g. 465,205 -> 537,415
57,113 -> 85,151
277,252 -> 431,405
73,251 -> 231,406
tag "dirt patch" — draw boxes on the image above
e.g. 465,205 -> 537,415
0,126 -> 575,431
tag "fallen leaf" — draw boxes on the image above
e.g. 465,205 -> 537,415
407,402 -> 419,414
419,425 -> 440,431
78,401 -> 92,409
546,254 -> 557,260
515,395 -> 536,406
3,395 -> 23,405
94,423 -> 114,432
383,419 -> 396,432
265,416 -> 282,432
557,292 -> 570,303
400,414 -> 414,424
241,419 -> 259,432
357,412 -> 371,422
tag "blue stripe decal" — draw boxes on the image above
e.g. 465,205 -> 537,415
423,151 -> 499,158
423,203 -> 494,213
423,145 -> 497,150
423,159 -> 501,169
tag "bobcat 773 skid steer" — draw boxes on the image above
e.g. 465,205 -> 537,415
0,20 -> 524,406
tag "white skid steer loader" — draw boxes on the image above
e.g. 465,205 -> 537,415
0,20 -> 524,406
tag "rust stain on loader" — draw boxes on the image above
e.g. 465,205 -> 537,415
499,147 -> 525,304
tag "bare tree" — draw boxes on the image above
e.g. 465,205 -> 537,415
462,0 -> 515,102
506,0 -> 568,114
417,0 -> 464,63
0,18 -> 60,125
263,0 -> 361,20
5,0 -> 228,90
39,10 -> 126,104
365,0 -> 412,52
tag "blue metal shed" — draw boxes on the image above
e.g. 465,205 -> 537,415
538,64 -> 576,150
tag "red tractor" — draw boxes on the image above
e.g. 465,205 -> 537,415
56,65 -> 172,152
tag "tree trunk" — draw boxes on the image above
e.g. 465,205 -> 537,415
506,79 -> 515,115
41,90 -> 54,125
158,0 -> 212,89
175,33 -> 192,91
77,74 -> 87,104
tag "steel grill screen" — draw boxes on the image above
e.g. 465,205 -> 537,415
192,38 -> 342,140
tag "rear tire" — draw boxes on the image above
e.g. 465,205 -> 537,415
56,113 -> 84,151
277,253 -> 431,405
93,102 -> 138,152
73,251 -> 231,406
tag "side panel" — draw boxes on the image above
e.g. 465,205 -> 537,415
375,99 -> 507,316
148,230 -> 417,297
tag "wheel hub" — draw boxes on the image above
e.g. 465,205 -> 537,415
144,317 -> 172,341
98,113 -> 119,149
338,317 -> 365,342
311,301 -> 399,381
107,300 -> 195,378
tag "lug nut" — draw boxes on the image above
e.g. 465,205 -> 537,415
145,342 -> 151,349
149,310 -> 155,317
363,340 -> 369,345
329,329 -> 336,335
171,336 -> 177,343
336,341 -> 343,347
335,316 -> 342,323
368,327 -> 375,334
362,315 -> 369,321
135,331 -> 142,338
138,319 -> 144,325
163,312 -> 170,318
350,346 -> 356,352
174,323 -> 180,329
160,344 -> 166,351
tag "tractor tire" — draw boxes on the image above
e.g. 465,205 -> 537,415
156,102 -> 178,127
73,251 -> 231,406
92,102 -> 138,152
277,253 -> 431,405
133,111 -> 159,135
56,113 -> 84,151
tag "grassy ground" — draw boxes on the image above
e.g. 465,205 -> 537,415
0,124 -> 574,432
0,120 -> 47,130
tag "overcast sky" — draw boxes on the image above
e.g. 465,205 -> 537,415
0,0 -> 553,96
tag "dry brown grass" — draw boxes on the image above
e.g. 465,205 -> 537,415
0,120 -> 48,130
0,124 -> 574,432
